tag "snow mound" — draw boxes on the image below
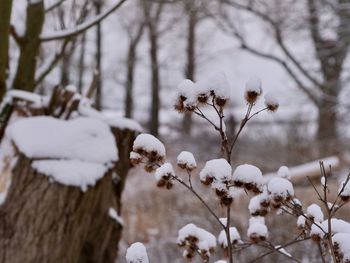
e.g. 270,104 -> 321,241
218,227 -> 241,247
232,164 -> 263,192
177,223 -> 216,249
154,163 -> 175,181
267,177 -> 294,199
306,204 -> 324,222
126,242 -> 149,263
245,77 -> 262,94
32,160 -> 109,191
8,116 -> 117,164
333,233 -> 350,261
177,151 -> 197,170
7,116 -> 118,191
199,159 -> 232,184
133,133 -> 166,157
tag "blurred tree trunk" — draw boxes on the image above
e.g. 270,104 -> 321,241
143,1 -> 163,137
316,78 -> 340,153
61,47 -> 73,86
94,0 -> 103,110
148,30 -> 160,136
0,0 -> 13,100
182,3 -> 197,135
12,1 -> 44,92
124,23 -> 144,118
78,33 -> 86,93
308,0 -> 346,154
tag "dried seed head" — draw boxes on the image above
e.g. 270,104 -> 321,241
264,92 -> 279,112
200,176 -> 214,186
245,77 -> 262,104
174,98 -> 185,113
215,97 -> 228,107
245,91 -> 260,104
130,152 -> 142,166
220,195 -> 233,206
340,195 -> 350,202
197,94 -> 208,103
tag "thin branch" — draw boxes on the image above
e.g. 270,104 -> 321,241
222,0 -> 323,89
34,39 -> 70,87
45,0 -> 66,13
250,235 -> 308,263
172,175 -> 226,230
40,0 -> 128,41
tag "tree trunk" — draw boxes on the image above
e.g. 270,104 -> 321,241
94,0 -> 103,110
124,23 -> 144,119
12,2 -> 44,92
0,131 -> 136,263
78,34 -> 86,94
125,44 -> 137,118
316,99 -> 337,155
0,0 -> 13,100
61,49 -> 72,86
148,30 -> 160,136
182,6 -> 197,135
0,89 -> 137,263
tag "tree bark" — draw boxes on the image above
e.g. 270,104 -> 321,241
0,130 -> 136,263
0,90 -> 137,263
0,0 -> 13,99
12,2 -> 45,92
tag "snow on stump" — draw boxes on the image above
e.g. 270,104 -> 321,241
0,87 -> 139,263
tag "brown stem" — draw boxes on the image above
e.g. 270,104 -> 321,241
172,176 -> 226,230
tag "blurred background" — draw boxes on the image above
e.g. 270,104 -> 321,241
5,0 -> 350,262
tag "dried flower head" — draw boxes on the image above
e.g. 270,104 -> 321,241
154,163 -> 175,189
177,151 -> 197,171
264,92 -> 279,112
215,96 -> 228,107
245,77 -> 262,104
232,164 -> 264,194
177,224 -> 216,261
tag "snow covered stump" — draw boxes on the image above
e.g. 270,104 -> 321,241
0,87 -> 139,263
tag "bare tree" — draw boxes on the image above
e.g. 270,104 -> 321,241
119,3 -> 145,119
6,0 -> 127,95
216,0 -> 350,153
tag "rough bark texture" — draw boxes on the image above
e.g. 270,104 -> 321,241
12,2 -> 45,91
0,89 -> 137,263
0,131 -> 135,263
0,0 -> 13,99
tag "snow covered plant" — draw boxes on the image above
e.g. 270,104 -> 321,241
127,75 -> 350,263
